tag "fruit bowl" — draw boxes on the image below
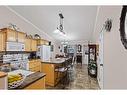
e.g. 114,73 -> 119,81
8,73 -> 25,89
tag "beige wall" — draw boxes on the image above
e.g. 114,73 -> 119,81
93,6 -> 127,89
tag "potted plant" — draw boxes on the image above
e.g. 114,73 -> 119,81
88,60 -> 97,78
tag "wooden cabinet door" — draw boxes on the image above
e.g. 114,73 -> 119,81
44,41 -> 49,45
6,28 -> 17,42
41,63 -> 55,86
37,39 -> 45,45
17,32 -> 25,43
31,39 -> 37,51
0,32 -> 6,51
25,38 -> 31,51
24,77 -> 45,89
37,39 -> 49,45
29,60 -> 41,72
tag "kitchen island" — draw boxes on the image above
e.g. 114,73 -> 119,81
41,58 -> 72,86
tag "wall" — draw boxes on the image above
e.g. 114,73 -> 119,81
0,6 -> 58,58
93,6 -> 127,89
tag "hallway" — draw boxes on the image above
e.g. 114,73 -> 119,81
46,64 -> 99,89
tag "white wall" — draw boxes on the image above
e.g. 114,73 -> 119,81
93,6 -> 127,89
0,6 -> 58,58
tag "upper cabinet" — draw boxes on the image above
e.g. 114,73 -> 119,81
37,39 -> 49,46
0,31 -> 6,51
0,28 -> 48,52
31,39 -> 37,51
37,39 -> 45,45
17,32 -> 26,43
25,38 -> 37,52
1,28 -> 17,42
25,38 -> 31,51
0,28 -> 26,43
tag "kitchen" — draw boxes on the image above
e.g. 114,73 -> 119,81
0,2 -> 127,95
0,6 -> 101,90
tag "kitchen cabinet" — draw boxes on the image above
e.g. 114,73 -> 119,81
29,60 -> 41,72
37,39 -> 49,46
37,39 -> 45,45
25,38 -> 31,51
1,28 -> 17,42
41,63 -> 62,86
25,38 -> 37,52
1,28 -> 26,42
31,39 -> 37,51
0,31 -> 6,51
0,28 -> 26,51
17,32 -> 26,43
44,40 -> 49,45
24,76 -> 45,89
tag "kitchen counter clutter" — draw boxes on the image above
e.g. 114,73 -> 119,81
7,70 -> 46,90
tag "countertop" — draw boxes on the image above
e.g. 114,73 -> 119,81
0,71 -> 7,78
9,72 -> 46,89
42,57 -> 72,64
28,58 -> 41,61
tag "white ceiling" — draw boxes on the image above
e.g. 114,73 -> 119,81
9,6 -> 97,42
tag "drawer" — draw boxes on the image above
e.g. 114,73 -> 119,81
29,66 -> 41,72
29,62 -> 35,68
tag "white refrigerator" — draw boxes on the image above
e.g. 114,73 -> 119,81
37,45 -> 51,62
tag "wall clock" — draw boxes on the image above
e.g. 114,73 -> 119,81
120,6 -> 127,49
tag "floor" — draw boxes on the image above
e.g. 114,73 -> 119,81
46,63 -> 99,90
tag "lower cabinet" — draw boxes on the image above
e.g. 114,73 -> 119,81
24,76 -> 45,89
29,60 -> 41,72
41,63 -> 62,86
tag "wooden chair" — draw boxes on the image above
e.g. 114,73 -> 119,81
55,61 -> 69,88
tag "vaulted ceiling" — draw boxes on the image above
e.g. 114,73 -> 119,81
9,6 -> 97,42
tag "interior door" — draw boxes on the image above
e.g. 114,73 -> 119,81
98,30 -> 104,89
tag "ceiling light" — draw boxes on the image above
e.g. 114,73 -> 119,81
53,28 -> 60,34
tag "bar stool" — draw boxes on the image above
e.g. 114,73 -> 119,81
55,61 -> 69,88
66,57 -> 74,82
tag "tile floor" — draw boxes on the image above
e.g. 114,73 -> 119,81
46,63 -> 99,90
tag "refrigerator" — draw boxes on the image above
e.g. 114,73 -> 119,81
37,45 -> 51,62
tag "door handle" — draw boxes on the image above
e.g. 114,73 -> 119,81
100,64 -> 103,66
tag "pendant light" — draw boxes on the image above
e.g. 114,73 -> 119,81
54,13 -> 66,36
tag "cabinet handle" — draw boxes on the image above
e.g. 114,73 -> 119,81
100,64 -> 103,66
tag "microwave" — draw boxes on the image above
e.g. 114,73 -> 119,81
6,42 -> 25,51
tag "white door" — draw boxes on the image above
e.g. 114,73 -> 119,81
97,30 -> 104,89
